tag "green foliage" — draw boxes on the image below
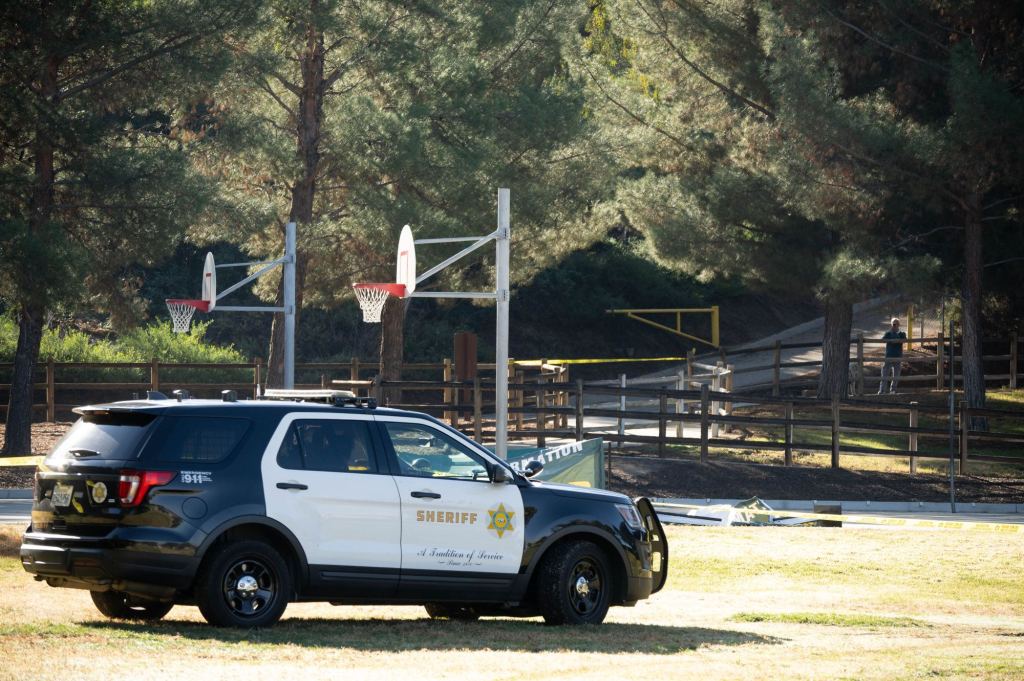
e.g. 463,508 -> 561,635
0,317 -> 246,383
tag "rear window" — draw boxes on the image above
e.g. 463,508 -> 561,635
143,416 -> 250,464
49,413 -> 157,462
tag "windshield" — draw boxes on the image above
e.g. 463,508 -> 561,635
48,412 -> 157,463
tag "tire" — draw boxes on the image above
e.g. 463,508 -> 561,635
536,540 -> 613,625
194,539 -> 291,628
90,590 -> 173,621
424,603 -> 481,621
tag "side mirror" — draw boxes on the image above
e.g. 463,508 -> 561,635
490,466 -> 512,484
524,460 -> 544,478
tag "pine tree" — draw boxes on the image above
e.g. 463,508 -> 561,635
0,0 -> 258,454
200,0 -> 605,386
580,1 -> 910,398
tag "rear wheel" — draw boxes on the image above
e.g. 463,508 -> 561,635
424,603 -> 481,621
90,591 -> 173,621
536,540 -> 612,625
194,540 -> 291,628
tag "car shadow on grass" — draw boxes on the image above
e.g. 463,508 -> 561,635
82,617 -> 783,654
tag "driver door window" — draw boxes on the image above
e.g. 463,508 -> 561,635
383,422 -> 489,481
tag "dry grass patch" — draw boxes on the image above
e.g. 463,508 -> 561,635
0,525 -> 1021,681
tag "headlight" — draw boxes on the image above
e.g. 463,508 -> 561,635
615,503 -> 643,530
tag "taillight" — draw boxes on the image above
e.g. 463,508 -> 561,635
118,470 -> 175,507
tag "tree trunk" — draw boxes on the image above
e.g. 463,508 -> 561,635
4,57 -> 61,454
961,192 -> 986,426
817,294 -> 853,399
267,13 -> 324,386
2,305 -> 46,455
379,297 -> 406,405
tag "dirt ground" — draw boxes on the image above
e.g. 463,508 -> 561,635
2,421 -> 1022,502
607,455 -> 1024,503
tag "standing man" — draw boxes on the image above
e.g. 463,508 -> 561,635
878,317 -> 907,394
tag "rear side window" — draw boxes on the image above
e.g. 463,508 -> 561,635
277,419 -> 378,474
144,416 -> 250,463
49,413 -> 157,462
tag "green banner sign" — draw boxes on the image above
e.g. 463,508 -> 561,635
501,439 -> 605,489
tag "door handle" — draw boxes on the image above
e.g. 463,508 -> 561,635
276,482 -> 308,491
410,491 -> 441,499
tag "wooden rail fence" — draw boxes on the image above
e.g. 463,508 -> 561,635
360,378 -> 1022,475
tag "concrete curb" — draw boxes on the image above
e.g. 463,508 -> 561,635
0,489 -> 32,499
653,497 -> 1023,514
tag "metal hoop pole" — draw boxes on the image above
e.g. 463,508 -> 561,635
495,188 -> 510,460
284,221 -> 296,389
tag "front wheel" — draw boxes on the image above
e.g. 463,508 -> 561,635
536,540 -> 613,625
90,591 -> 173,621
194,540 -> 291,628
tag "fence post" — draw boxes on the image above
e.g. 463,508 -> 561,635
724,364 -> 734,434
1011,332 -> 1018,390
856,333 -> 865,396
784,402 -> 794,466
675,371 -> 685,438
559,366 -> 569,429
46,358 -> 55,422
443,358 -> 454,425
936,331 -> 945,389
351,357 -> 360,381
908,402 -> 919,474
772,340 -> 782,396
575,379 -> 585,442
958,400 -> 968,474
699,384 -> 710,463
658,393 -> 667,458
150,358 -> 160,392
536,373 -> 546,448
830,396 -> 840,469
473,376 -> 483,442
618,373 -> 627,448
515,371 -> 525,432
711,363 -> 722,438
254,358 -> 262,397
686,348 -> 695,386
371,375 -> 383,404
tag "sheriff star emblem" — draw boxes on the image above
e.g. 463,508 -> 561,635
487,503 -> 515,539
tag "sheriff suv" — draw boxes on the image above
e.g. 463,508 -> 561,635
20,390 -> 667,627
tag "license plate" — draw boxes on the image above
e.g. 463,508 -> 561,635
52,483 -> 74,507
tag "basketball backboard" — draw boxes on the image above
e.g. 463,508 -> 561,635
203,252 -> 217,310
397,225 -> 416,294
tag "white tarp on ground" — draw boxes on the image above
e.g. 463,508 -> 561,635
653,497 -> 815,527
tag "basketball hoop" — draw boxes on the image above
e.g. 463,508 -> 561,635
352,283 -> 406,323
166,299 -> 210,333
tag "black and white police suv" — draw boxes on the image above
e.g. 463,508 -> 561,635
20,389 -> 667,627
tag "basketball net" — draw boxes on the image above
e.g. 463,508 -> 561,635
166,299 -> 210,333
352,284 -> 406,323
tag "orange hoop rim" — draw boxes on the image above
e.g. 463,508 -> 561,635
352,283 -> 407,298
166,298 -> 210,313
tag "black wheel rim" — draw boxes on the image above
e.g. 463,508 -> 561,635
567,558 -> 603,617
223,559 -> 277,618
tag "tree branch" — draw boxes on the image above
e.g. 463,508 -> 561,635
824,7 -> 949,72
641,0 -> 775,120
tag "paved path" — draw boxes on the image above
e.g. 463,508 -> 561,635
1,498 -> 30,525
606,296 -> 942,393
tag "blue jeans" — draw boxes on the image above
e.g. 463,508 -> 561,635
878,359 -> 902,394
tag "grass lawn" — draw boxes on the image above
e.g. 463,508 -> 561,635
1,523 -> 1022,680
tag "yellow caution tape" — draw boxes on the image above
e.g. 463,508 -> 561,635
515,357 -> 688,367
654,502 -> 1024,533
0,456 -> 44,467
